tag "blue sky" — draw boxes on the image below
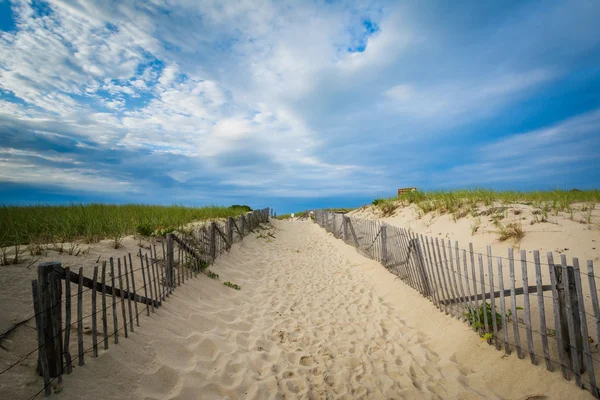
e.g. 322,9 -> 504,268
0,0 -> 599,214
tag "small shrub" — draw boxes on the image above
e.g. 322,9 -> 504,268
470,217 -> 481,235
465,302 -> 511,333
197,261 -> 209,271
113,234 -> 123,249
206,270 -> 219,279
136,223 -> 155,237
582,203 -> 594,224
417,201 -> 436,214
379,202 -> 396,216
229,205 -> 252,212
567,205 -> 575,220
481,332 -> 494,343
541,203 -> 550,220
497,221 -> 525,242
224,281 -> 241,290
372,199 -> 397,216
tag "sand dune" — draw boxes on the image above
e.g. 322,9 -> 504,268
24,219 -> 587,400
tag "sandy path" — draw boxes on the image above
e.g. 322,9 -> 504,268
50,220 -> 592,400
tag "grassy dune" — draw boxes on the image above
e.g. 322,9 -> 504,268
372,189 -> 600,217
0,203 -> 252,253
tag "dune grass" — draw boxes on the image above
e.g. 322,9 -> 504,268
0,203 -> 253,256
372,189 -> 600,219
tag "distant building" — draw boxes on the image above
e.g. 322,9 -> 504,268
397,187 -> 417,196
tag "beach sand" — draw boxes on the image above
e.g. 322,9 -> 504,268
2,219 -> 591,399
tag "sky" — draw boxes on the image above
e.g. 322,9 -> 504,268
0,0 -> 599,214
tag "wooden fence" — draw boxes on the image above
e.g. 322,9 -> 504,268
315,209 -> 600,398
8,208 -> 270,398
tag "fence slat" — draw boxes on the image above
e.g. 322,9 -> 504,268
435,237 -> 452,316
587,260 -> 600,351
460,249 -> 474,324
426,236 -> 444,312
420,234 -> 438,306
181,246 -> 186,284
77,267 -> 84,366
161,240 -> 168,296
562,255 -> 582,388
151,252 -> 159,307
128,253 -> 139,327
443,240 -> 459,319
101,262 -> 108,350
110,258 -> 118,344
520,250 -> 536,365
394,227 -> 408,281
37,262 -> 63,379
487,246 -> 499,349
380,225 -> 388,265
447,240 -> 462,320
32,280 -> 52,397
177,246 -> 182,286
509,248 -> 524,358
573,258 -> 599,397
159,256 -> 165,301
496,257 -> 510,355
548,252 -> 570,379
63,268 -> 73,373
469,243 -> 481,329
91,265 -> 98,357
534,250 -> 552,371
145,253 -> 155,313
124,257 -> 133,332
139,251 -> 151,315
447,240 -> 461,318
210,222 -> 217,260
154,245 -> 163,302
413,234 -> 431,297
410,232 -> 426,294
455,242 -> 467,323
402,229 -> 417,289
117,258 -> 128,339
478,253 -> 488,334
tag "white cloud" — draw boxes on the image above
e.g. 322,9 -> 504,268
382,68 -> 558,124
0,159 -> 134,193
0,0 -> 598,201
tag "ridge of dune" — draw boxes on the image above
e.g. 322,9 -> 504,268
349,202 -> 599,263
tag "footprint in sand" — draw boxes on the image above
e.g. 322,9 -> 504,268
299,355 -> 314,366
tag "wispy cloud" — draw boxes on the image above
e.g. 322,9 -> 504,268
0,0 -> 599,209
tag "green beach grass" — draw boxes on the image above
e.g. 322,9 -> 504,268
372,189 -> 600,217
0,203 -> 252,250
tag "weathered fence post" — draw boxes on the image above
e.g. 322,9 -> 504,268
246,212 -> 253,230
36,262 -> 63,378
166,233 -> 174,289
332,214 -> 337,237
380,225 -> 388,264
210,222 -> 217,260
553,262 -> 584,377
413,238 -> 431,296
240,215 -> 245,237
227,217 -> 234,245
343,216 -> 348,242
